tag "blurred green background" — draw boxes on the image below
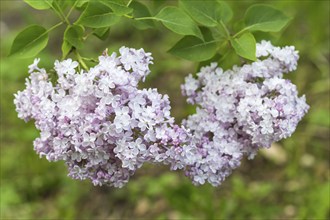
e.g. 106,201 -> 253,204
1,1 -> 329,219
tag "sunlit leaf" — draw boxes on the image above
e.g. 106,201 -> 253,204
9,25 -> 48,58
230,32 -> 256,61
61,40 -> 72,59
64,25 -> 84,49
179,0 -> 233,27
76,0 -> 89,8
169,36 -> 217,61
154,6 -> 202,39
100,0 -> 132,15
244,4 -> 291,32
77,1 -> 120,28
131,1 -> 155,30
23,0 -> 52,10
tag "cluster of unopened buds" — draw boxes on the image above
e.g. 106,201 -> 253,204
14,41 -> 309,187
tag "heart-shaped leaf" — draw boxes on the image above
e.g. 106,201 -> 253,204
100,0 -> 132,15
77,1 -> 120,28
76,0 -> 89,8
244,4 -> 291,32
179,0 -> 233,27
64,25 -> 84,49
9,25 -> 49,58
131,1 -> 156,30
230,32 -> 256,61
169,36 -> 217,61
154,6 -> 203,39
61,40 -> 72,59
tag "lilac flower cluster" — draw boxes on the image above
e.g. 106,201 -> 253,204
14,41 -> 309,187
179,40 -> 309,185
14,47 -> 188,187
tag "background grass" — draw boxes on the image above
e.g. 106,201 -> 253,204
1,1 -> 329,219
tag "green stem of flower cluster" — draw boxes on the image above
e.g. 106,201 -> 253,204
47,21 -> 64,33
66,1 -> 78,20
126,0 -> 133,7
82,57 -> 98,63
45,1 -> 70,25
74,50 -> 89,70
53,1 -> 70,25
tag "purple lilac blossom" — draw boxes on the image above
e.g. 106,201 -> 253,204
14,47 -> 182,187
179,40 -> 309,186
14,42 -> 309,187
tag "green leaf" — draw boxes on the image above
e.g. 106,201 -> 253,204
244,4 -> 291,32
230,32 -> 256,61
77,1 -> 121,28
64,25 -> 84,49
131,1 -> 155,30
100,0 -> 132,15
179,0 -> 233,27
197,53 -> 222,70
76,0 -> 89,8
154,6 -> 202,39
24,0 -> 52,10
61,40 -> 72,59
211,24 -> 229,41
214,49 -> 240,71
168,36 -> 217,61
200,26 -> 216,42
152,0 -> 167,9
93,27 -> 110,40
9,25 -> 49,58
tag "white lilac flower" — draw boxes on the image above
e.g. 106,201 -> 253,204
14,42 -> 309,188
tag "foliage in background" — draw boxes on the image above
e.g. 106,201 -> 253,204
1,0 -> 329,219
10,0 -> 291,67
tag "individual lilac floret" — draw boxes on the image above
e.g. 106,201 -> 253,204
180,41 -> 309,186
